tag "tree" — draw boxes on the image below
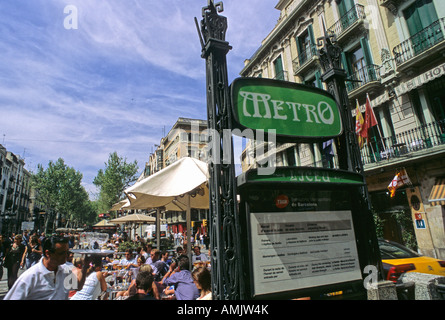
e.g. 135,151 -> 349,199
93,152 -> 139,214
32,158 -> 92,232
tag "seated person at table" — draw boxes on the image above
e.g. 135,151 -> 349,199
126,271 -> 156,300
151,249 -> 168,281
121,249 -> 138,268
115,264 -> 160,299
161,255 -> 199,300
192,266 -> 212,300
71,255 -> 108,300
192,246 -> 208,265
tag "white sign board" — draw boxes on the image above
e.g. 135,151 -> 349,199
249,211 -> 362,296
21,221 -> 34,232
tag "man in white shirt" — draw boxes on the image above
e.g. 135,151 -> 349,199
4,236 -> 73,300
191,246 -> 208,265
121,249 -> 138,268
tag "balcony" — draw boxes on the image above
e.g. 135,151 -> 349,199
360,120 -> 445,167
393,18 -> 445,71
293,45 -> 319,75
327,4 -> 367,43
346,64 -> 381,95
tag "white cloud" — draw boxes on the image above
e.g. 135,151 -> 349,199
0,0 -> 281,197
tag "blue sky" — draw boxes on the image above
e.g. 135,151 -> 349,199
0,0 -> 280,197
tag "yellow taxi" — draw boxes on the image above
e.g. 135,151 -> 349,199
379,239 -> 445,282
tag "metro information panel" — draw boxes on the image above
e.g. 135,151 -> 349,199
249,210 -> 361,296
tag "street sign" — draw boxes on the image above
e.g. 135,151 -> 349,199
21,221 -> 34,232
416,219 -> 426,229
237,167 -> 365,186
230,78 -> 343,140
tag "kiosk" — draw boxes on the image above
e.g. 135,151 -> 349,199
232,78 -> 381,299
238,167 -> 380,299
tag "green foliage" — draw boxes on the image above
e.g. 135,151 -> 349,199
373,210 -> 417,251
118,241 -> 140,252
32,158 -> 93,229
373,212 -> 385,239
391,210 -> 418,251
93,152 -> 139,213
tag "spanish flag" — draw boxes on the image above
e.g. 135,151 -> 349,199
355,100 -> 365,148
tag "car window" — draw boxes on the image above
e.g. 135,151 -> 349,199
379,241 -> 419,259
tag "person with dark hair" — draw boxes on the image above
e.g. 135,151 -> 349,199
4,234 -> 26,290
151,249 -> 168,281
71,255 -> 108,300
122,249 -> 138,268
161,254 -> 199,300
23,235 -> 42,269
126,271 -> 156,300
192,266 -> 212,300
4,236 -> 72,300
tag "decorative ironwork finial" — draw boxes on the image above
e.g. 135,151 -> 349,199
317,19 -> 343,74
199,0 -> 227,43
202,0 -> 224,16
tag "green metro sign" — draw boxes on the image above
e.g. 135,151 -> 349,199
230,78 -> 343,140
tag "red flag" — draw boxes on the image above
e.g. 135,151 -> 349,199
362,94 -> 378,139
355,100 -> 365,148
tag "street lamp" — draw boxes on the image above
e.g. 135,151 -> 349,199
4,211 -> 11,235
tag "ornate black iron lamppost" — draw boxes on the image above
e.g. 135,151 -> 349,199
196,1 -> 244,300
317,28 -> 363,174
317,28 -> 383,277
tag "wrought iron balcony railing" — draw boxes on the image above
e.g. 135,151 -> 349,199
292,45 -> 318,73
327,4 -> 366,37
360,119 -> 445,165
346,64 -> 381,92
393,17 -> 445,66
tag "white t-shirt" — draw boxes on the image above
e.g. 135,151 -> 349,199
192,253 -> 209,264
4,258 -> 72,300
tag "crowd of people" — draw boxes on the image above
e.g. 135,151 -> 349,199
0,230 -> 212,301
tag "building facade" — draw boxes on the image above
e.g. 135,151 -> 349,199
141,118 -> 209,236
0,145 -> 33,235
240,0 -> 445,259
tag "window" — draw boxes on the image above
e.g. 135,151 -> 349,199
296,25 -> 316,65
273,56 -> 285,80
403,0 -> 442,55
404,0 -> 439,36
350,46 -> 366,83
426,77 -> 445,122
336,0 -> 355,17
342,37 -> 375,90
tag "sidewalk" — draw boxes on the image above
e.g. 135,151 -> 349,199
0,267 -> 25,300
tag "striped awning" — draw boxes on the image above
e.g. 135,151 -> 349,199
429,178 -> 445,206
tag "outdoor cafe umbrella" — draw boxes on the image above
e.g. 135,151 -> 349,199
124,157 -> 209,255
110,199 -> 130,211
109,213 -> 156,224
125,157 -> 209,208
92,219 -> 117,231
110,214 -> 156,239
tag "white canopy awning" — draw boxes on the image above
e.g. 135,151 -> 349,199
124,157 -> 209,210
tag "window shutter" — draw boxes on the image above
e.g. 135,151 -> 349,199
341,52 -> 351,75
315,70 -> 323,89
360,37 -> 375,80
